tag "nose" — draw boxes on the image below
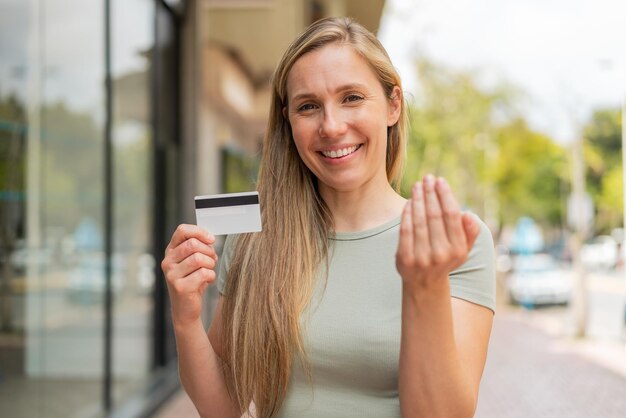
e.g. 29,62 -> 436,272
319,106 -> 347,139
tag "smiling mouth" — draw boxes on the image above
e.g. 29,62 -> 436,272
320,144 -> 362,159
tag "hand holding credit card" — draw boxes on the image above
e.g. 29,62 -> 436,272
194,191 -> 262,236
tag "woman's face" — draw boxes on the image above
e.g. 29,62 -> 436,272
285,43 -> 401,195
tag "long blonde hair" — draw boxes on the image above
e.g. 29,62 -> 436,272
221,16 -> 408,417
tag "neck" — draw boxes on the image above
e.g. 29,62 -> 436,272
319,176 -> 406,233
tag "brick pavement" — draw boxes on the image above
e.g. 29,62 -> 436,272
155,311 -> 626,418
475,312 -> 626,418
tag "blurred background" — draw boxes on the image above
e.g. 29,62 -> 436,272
0,0 -> 624,417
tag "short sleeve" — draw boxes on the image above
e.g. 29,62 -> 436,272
216,234 -> 237,295
449,215 -> 496,313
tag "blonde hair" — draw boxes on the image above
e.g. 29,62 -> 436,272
221,17 -> 407,417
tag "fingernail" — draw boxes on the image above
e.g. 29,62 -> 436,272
424,174 -> 434,190
206,231 -> 215,242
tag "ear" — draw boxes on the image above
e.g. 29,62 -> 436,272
282,106 -> 288,120
387,86 -> 402,127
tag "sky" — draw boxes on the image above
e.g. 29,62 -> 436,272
378,0 -> 626,144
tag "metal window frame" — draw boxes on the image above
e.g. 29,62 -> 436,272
103,0 -> 187,416
103,0 -> 114,412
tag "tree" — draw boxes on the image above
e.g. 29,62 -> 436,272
493,119 -> 568,227
403,60 -> 514,218
583,108 -> 622,233
404,59 -> 569,236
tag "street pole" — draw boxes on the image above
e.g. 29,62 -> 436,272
570,136 -> 588,338
622,92 -> 625,338
622,92 -> 626,270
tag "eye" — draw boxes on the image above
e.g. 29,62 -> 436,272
297,103 -> 317,112
344,94 -> 364,103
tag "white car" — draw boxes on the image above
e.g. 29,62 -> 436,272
506,254 -> 572,306
581,235 -> 618,271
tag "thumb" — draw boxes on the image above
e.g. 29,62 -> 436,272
462,212 -> 481,250
199,281 -> 209,296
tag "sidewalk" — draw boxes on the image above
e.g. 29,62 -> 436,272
154,310 -> 626,417
476,310 -> 626,417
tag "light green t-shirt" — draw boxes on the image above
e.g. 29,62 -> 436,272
217,215 -> 495,418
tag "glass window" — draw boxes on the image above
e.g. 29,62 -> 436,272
0,1 -> 183,416
0,0 -> 107,417
0,1 -> 33,416
221,145 -> 259,193
38,0 -> 106,416
110,0 -> 155,406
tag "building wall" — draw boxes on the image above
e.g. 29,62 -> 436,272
0,1 -> 186,417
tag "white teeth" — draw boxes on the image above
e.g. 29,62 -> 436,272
322,145 -> 359,158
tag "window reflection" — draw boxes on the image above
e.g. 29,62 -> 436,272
1,0 -> 42,416
33,1 -> 106,417
0,0 -> 174,416
111,0 -> 155,405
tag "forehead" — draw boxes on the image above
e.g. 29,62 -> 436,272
286,43 -> 382,98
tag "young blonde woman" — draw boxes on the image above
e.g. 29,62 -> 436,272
161,17 -> 495,418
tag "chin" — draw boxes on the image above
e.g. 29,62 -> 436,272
318,177 -> 366,193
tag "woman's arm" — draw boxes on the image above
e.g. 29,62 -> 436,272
396,176 -> 494,418
399,284 -> 493,417
161,225 -> 241,418
176,297 -> 241,418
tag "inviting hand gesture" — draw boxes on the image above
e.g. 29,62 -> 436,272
395,175 -> 481,293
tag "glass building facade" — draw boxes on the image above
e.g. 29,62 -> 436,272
0,1 -> 186,416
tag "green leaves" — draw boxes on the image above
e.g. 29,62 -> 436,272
402,59 -> 569,230
583,108 -> 623,233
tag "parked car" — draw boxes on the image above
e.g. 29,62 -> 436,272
506,253 -> 572,306
495,244 -> 513,274
581,235 -> 618,271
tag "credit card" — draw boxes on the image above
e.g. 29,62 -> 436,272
194,191 -> 262,236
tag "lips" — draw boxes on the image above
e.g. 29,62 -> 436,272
320,144 -> 362,159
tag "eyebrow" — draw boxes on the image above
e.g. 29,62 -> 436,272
290,83 -> 370,104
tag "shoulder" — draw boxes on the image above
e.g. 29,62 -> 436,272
449,214 -> 496,312
471,215 -> 495,256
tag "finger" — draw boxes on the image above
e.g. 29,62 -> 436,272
411,181 -> 430,259
397,200 -> 414,262
171,237 -> 218,264
462,212 -> 481,250
423,174 -> 449,256
171,267 -> 216,294
169,252 -> 217,280
167,224 -> 215,253
435,177 -> 464,247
